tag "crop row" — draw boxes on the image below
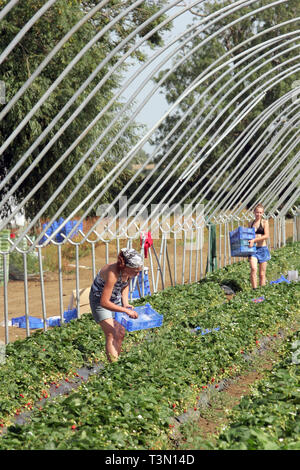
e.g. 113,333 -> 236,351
198,328 -> 300,450
0,243 -> 299,449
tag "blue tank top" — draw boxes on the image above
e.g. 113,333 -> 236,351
90,270 -> 129,303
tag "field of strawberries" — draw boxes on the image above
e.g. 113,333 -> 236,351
0,242 -> 299,450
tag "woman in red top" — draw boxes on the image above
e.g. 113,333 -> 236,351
248,203 -> 271,289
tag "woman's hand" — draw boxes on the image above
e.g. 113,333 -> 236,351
124,306 -> 138,318
249,239 -> 255,248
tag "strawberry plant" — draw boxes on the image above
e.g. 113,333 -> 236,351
0,242 -> 299,449
198,329 -> 300,450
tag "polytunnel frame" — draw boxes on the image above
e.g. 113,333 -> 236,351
145,63 -> 300,225
58,17 -> 300,244
261,147 -> 300,211
118,56 -> 300,239
1,1 -> 300,343
207,100 -> 300,219
0,0 -> 210,219
0,0 -> 292,245
63,5 -> 300,242
212,103 -> 300,213
2,0 -> 300,235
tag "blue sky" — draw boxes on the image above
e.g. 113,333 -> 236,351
120,4 -> 194,150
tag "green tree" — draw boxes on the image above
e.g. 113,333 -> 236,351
0,0 -> 171,221
150,0 -> 300,211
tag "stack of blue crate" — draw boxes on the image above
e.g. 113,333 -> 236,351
229,226 -> 256,257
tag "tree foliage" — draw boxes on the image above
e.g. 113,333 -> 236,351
150,0 -> 300,211
0,0 -> 171,221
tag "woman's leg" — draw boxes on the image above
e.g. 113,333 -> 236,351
113,320 -> 126,355
259,261 -> 267,286
99,318 -> 126,362
249,256 -> 258,288
99,318 -> 119,362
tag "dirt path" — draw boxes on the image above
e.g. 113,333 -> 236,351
169,337 -> 286,450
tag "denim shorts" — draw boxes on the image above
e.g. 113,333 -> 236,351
89,290 -> 121,323
249,246 -> 271,264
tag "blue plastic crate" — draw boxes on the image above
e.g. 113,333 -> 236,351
229,226 -> 256,257
230,226 -> 255,240
114,303 -> 163,332
11,315 -> 45,329
48,316 -> 61,327
62,220 -> 82,238
63,308 -> 78,323
231,245 -> 256,257
194,326 -> 220,335
270,275 -> 290,285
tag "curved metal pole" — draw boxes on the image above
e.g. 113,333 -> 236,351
0,0 -> 20,22
233,121 -> 300,214
215,108 -> 300,216
278,186 -> 300,217
136,63 -> 300,232
268,160 -> 300,213
1,0 -> 288,218
0,0 -> 57,64
89,32 -> 300,240
0,0 -> 257,225
4,1 -> 298,246
161,67 -> 300,229
276,176 -> 300,216
215,100 -> 300,217
260,148 -> 300,209
210,105 -> 300,217
237,137 -> 300,214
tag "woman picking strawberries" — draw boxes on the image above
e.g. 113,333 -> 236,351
89,248 -> 143,362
